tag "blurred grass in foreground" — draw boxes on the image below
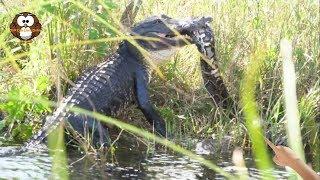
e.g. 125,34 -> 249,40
240,45 -> 273,179
0,0 -> 319,178
48,123 -> 69,179
281,39 -> 305,179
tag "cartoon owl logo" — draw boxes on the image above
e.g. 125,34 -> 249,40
10,12 -> 42,41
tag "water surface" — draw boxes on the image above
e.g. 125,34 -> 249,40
0,138 -> 292,179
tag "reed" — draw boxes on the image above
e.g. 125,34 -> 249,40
0,0 -> 319,178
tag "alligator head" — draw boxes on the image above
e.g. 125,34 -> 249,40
129,15 -> 213,62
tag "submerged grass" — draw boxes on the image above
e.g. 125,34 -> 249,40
0,0 -> 319,178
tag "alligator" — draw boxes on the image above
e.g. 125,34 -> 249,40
0,14 -> 218,156
119,0 -> 234,112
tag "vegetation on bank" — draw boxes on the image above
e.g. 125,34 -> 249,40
0,0 -> 319,178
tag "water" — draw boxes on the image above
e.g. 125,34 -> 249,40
0,139 -> 292,179
0,153 -> 51,179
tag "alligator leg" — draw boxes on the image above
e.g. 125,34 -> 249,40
134,69 -> 167,137
66,113 -> 110,147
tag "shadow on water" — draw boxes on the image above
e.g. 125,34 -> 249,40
0,136 -> 292,179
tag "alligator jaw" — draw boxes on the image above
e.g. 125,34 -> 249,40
133,15 -> 213,62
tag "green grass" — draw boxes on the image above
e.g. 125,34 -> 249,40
240,45 -> 273,179
0,0 -> 319,178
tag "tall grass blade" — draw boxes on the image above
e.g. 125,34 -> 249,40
280,39 -> 305,179
240,46 -> 274,179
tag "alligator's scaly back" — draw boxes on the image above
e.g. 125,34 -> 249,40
29,53 -> 124,141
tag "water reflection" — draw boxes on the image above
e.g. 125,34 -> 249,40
0,143 -> 291,179
0,152 -> 52,179
143,154 -> 204,179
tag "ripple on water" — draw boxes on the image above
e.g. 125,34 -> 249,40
0,151 -> 52,179
144,154 -> 204,179
0,146 -> 292,179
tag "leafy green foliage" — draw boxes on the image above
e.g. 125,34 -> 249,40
0,121 -> 5,132
0,76 -> 51,142
12,124 -> 33,142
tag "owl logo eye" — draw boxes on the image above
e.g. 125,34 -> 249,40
17,16 -> 25,26
25,16 -> 34,26
16,15 -> 34,27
